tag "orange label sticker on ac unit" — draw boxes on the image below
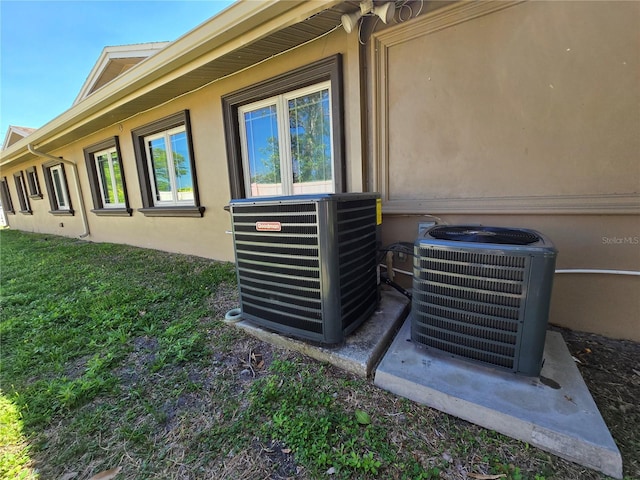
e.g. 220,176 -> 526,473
255,221 -> 282,232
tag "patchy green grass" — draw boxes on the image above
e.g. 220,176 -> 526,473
0,394 -> 36,479
0,229 -> 633,479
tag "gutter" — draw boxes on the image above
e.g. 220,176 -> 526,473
27,144 -> 90,239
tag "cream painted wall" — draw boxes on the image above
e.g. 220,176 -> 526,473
3,1 -> 638,341
371,1 -> 639,214
1,27 -> 361,264
1,161 -> 86,238
371,1 -> 640,341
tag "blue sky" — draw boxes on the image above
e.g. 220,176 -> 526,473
0,0 -> 234,138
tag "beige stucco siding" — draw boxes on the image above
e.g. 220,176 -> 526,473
1,162 -> 85,237
371,1 -> 639,341
371,1 -> 639,212
1,27 -> 360,263
2,0 -> 638,341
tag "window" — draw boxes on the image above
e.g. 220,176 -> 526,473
84,137 -> 131,216
0,177 -> 14,215
25,167 -> 42,198
239,82 -> 333,197
222,54 -> 344,199
43,163 -> 73,215
13,171 -> 31,214
132,110 -> 204,217
145,126 -> 194,205
96,148 -> 125,207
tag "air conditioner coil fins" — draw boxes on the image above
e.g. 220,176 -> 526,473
411,225 -> 557,376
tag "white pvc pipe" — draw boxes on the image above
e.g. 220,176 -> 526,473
28,144 -> 90,238
380,264 -> 413,277
555,269 -> 640,276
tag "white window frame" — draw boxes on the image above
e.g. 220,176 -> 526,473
1,177 -> 14,214
94,147 -> 125,208
14,171 -> 31,213
50,164 -> 70,210
144,125 -> 194,206
238,81 -> 334,197
26,167 -> 42,198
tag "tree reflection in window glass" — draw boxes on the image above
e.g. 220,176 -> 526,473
110,151 -> 125,204
95,148 -> 125,207
148,137 -> 171,202
289,89 -> 332,192
145,127 -> 195,205
239,83 -> 333,197
170,131 -> 194,202
97,153 -> 115,204
51,165 -> 69,209
243,105 -> 282,196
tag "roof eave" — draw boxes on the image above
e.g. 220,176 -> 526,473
0,0 -> 342,168
72,42 -> 172,106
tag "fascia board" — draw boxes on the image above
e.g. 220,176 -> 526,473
2,129 -> 15,151
73,42 -> 171,105
1,127 -> 34,152
0,0 -> 341,167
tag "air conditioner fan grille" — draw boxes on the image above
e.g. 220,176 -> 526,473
427,226 -> 540,245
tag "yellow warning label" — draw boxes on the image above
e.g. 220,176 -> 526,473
376,198 -> 382,225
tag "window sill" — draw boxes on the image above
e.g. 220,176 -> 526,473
92,208 -> 133,217
138,206 -> 205,217
49,209 -> 74,216
19,210 -> 33,215
29,194 -> 43,200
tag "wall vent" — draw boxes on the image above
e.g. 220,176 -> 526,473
412,225 -> 557,376
229,193 -> 380,343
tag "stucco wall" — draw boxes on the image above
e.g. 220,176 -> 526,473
2,0 -> 638,341
1,27 -> 361,263
371,1 -> 639,341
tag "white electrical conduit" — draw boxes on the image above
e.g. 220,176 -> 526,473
27,144 -> 90,238
380,264 -> 413,277
555,269 -> 640,276
380,265 -> 640,278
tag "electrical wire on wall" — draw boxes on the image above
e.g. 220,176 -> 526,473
355,0 -> 426,45
378,242 -> 415,299
396,0 -> 424,22
377,241 -> 415,265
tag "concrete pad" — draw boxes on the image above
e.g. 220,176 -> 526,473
231,287 -> 410,378
374,316 -> 623,479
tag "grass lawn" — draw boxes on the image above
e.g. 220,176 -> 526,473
0,229 -> 632,479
